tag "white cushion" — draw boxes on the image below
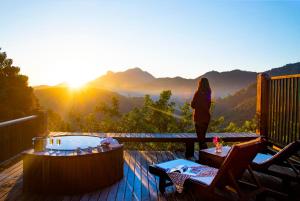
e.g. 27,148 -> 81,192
253,153 -> 273,164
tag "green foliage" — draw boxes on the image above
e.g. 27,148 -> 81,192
143,90 -> 177,132
95,96 -> 121,119
48,89 -> 257,134
223,117 -> 256,133
208,116 -> 225,132
47,109 -> 70,131
177,102 -> 194,132
47,89 -> 257,150
224,122 -> 238,132
0,49 -> 38,121
120,108 -> 154,132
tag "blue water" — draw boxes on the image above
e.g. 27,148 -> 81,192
46,135 -> 103,151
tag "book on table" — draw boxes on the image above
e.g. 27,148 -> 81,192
167,165 -> 198,176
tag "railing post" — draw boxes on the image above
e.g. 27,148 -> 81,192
256,73 -> 270,137
35,110 -> 48,136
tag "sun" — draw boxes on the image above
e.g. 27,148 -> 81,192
66,79 -> 88,90
62,71 -> 93,90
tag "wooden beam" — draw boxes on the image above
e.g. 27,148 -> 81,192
256,73 -> 270,137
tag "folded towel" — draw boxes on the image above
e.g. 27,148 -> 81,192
167,165 -> 218,193
100,137 -> 121,149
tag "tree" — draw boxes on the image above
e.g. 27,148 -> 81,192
144,90 -> 177,132
208,116 -> 225,132
95,96 -> 121,119
47,109 -> 70,131
0,49 -> 38,121
120,107 -> 155,132
177,102 -> 193,132
224,122 -> 238,132
94,96 -> 122,132
239,117 -> 257,132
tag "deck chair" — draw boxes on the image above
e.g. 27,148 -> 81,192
252,140 -> 300,185
149,138 -> 264,201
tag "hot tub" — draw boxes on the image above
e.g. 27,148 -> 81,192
23,135 -> 123,194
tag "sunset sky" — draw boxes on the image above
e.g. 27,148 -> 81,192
1,0 -> 300,87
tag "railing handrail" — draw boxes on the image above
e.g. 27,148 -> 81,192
270,73 -> 300,80
0,115 -> 38,128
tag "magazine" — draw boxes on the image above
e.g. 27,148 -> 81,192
167,165 -> 197,176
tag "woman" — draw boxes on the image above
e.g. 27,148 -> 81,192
191,78 -> 211,149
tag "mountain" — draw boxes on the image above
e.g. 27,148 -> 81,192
213,83 -> 256,125
34,86 -> 143,119
89,68 -> 155,94
89,68 -> 258,99
197,70 -> 257,97
213,62 -> 300,125
266,62 -> 300,76
35,62 -> 300,125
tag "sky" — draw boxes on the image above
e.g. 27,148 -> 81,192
1,0 -> 300,86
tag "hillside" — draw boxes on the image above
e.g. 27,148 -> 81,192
88,68 -> 257,99
213,62 -> 300,125
197,70 -> 257,97
213,83 -> 256,125
266,62 -> 300,76
34,86 -> 143,119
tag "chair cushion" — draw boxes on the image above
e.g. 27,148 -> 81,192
253,153 -> 273,164
155,159 -> 217,186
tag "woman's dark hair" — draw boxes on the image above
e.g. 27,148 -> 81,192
197,77 -> 211,94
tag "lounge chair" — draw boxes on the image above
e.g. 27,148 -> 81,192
252,140 -> 300,186
149,138 -> 264,201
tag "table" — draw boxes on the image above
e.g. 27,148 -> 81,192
23,135 -> 123,194
198,146 -> 231,168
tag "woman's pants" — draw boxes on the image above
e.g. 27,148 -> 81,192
195,122 -> 209,149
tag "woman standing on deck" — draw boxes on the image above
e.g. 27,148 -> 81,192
191,78 -> 212,149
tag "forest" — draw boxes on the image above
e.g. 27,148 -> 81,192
47,90 -> 257,134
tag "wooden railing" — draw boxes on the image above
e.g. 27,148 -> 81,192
0,112 -> 47,163
50,132 -> 258,158
257,73 -> 300,147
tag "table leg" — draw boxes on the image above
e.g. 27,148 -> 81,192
185,142 -> 194,158
159,177 -> 166,193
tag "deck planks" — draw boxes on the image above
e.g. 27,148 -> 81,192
0,150 -> 198,201
0,150 -> 294,201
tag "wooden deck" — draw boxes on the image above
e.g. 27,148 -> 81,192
0,150 -> 198,201
0,150 -> 298,201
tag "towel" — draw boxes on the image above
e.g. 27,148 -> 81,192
167,165 -> 218,193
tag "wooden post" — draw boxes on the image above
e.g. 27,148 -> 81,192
256,73 -> 270,137
35,111 -> 48,136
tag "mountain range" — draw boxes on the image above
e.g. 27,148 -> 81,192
34,62 -> 300,124
214,62 -> 300,125
88,68 -> 257,99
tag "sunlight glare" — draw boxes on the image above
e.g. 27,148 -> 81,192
66,76 -> 89,90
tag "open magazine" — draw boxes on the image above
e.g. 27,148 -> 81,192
167,165 -> 198,176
